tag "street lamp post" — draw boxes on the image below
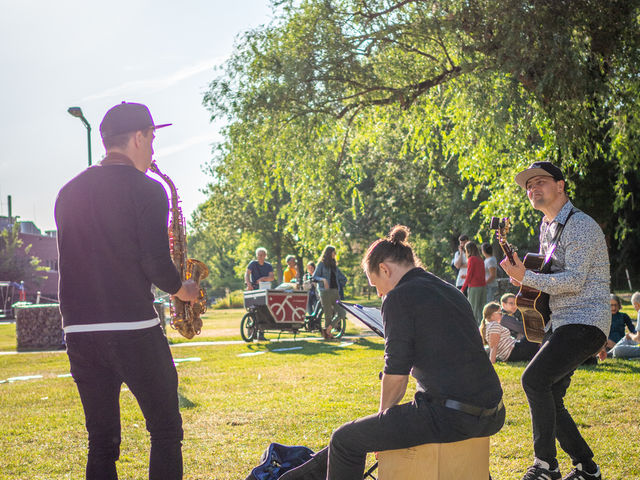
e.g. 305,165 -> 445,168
67,107 -> 92,166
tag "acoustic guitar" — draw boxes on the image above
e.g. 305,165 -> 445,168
490,217 -> 550,343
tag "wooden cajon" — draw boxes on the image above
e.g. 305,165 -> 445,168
377,436 -> 490,480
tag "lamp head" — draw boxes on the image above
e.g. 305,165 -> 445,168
67,107 -> 84,118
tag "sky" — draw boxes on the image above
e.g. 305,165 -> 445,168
0,0 -> 274,232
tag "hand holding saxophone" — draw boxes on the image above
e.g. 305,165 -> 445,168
175,279 -> 199,303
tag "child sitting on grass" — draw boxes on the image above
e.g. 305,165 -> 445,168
480,302 -> 539,364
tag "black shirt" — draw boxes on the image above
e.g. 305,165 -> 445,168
330,269 -> 338,289
55,155 -> 182,327
382,267 -> 503,408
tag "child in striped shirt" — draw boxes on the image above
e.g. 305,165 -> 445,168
480,302 -> 539,363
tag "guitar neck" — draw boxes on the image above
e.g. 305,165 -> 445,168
490,217 -> 516,266
498,241 -> 517,266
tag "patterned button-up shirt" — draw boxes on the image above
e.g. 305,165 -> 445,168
522,200 -> 611,336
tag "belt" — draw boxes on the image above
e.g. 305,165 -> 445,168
418,393 -> 504,417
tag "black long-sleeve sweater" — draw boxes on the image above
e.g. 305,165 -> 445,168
382,268 -> 503,408
55,154 -> 182,327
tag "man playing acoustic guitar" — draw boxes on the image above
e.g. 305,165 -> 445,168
500,162 -> 610,480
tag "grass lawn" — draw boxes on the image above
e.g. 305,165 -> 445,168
0,300 -> 638,479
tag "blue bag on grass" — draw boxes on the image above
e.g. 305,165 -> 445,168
245,443 -> 315,480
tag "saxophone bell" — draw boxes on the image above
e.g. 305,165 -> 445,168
149,160 -> 209,339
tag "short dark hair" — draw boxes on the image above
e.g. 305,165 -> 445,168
362,225 -> 420,274
102,131 -> 135,150
102,127 -> 152,150
500,293 -> 516,304
481,243 -> 493,255
458,234 -> 469,242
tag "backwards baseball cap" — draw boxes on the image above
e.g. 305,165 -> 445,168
99,101 -> 171,139
514,161 -> 565,189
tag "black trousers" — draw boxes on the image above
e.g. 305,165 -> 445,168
521,324 -> 606,466
508,338 -> 540,362
327,393 -> 505,480
66,325 -> 183,480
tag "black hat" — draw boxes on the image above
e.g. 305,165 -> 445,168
515,161 -> 564,189
99,102 -> 171,139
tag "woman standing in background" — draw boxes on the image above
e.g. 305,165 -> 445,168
312,246 -> 347,339
462,241 -> 486,325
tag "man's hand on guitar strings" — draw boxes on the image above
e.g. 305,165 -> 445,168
500,252 -> 526,284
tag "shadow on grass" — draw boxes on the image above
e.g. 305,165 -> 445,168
494,359 -> 640,376
595,359 -> 640,374
239,337 -> 384,357
178,388 -> 197,409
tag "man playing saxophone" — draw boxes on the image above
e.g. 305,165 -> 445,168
55,102 -> 199,480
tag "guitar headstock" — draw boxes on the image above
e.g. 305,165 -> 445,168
489,216 -> 510,241
489,217 -> 516,266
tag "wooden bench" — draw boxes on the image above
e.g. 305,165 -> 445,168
377,436 -> 490,480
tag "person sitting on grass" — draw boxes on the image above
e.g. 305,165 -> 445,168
480,302 -> 539,364
500,293 -> 525,339
326,225 -> 504,480
606,294 -> 635,350
608,292 -> 640,359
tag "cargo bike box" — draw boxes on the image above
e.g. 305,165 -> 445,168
241,289 -> 309,341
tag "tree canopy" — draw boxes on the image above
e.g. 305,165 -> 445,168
195,0 -> 640,290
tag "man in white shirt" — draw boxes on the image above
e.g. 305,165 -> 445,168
482,243 -> 498,302
452,234 -> 469,289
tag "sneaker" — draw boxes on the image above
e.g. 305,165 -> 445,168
562,463 -> 601,480
522,460 -> 561,480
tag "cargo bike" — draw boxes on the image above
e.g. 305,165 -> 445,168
240,283 -> 347,342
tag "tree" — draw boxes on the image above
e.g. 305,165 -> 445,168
0,222 -> 47,287
202,0 -> 640,287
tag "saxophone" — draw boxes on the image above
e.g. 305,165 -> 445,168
149,160 -> 209,339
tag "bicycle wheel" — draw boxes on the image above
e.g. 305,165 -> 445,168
240,312 -> 257,342
330,316 -> 347,339
314,308 -> 324,333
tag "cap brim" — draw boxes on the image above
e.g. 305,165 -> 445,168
514,168 -> 554,189
153,123 -> 172,130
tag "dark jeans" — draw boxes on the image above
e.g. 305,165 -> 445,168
66,325 -> 183,480
508,338 -> 540,362
327,393 -> 505,480
521,324 -> 606,467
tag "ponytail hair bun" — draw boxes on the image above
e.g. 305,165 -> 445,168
388,225 -> 410,244
362,224 -> 420,274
